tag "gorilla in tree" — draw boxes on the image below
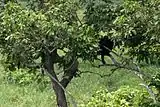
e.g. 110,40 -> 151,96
98,36 -> 117,65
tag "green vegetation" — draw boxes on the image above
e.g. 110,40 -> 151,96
85,86 -> 154,107
0,83 -> 55,107
0,0 -> 160,106
0,61 -> 160,106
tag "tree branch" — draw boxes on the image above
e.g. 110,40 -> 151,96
43,45 -> 56,54
60,57 -> 79,88
103,46 -> 151,79
140,83 -> 157,103
79,69 -> 116,78
101,45 -> 156,103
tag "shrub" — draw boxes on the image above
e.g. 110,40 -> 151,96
86,86 -> 158,107
4,68 -> 50,88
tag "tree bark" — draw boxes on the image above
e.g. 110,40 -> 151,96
51,78 -> 68,107
44,50 -> 68,107
60,58 -> 79,88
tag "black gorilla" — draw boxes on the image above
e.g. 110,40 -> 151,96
98,36 -> 115,65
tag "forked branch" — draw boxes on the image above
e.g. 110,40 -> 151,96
101,45 -> 156,103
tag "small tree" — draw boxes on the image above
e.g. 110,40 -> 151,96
0,1 -> 98,107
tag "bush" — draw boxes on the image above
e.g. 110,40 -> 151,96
4,68 -> 50,88
85,86 -> 159,107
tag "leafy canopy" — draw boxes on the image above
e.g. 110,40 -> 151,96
83,0 -> 160,64
0,1 -> 98,69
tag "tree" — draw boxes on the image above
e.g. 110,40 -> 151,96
0,1 -> 98,107
82,0 -> 160,103
83,0 -> 160,64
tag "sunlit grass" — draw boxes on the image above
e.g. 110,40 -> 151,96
0,57 -> 159,107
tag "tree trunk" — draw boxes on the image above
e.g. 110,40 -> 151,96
51,79 -> 68,107
44,50 -> 68,107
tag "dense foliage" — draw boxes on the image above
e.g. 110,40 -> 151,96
114,0 -> 160,64
4,68 -> 50,86
83,0 -> 160,64
85,86 -> 160,107
0,2 -> 98,69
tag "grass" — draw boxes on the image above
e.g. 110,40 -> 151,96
0,84 -> 55,107
0,57 -> 159,107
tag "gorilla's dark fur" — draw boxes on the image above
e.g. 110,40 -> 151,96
98,36 -> 114,65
